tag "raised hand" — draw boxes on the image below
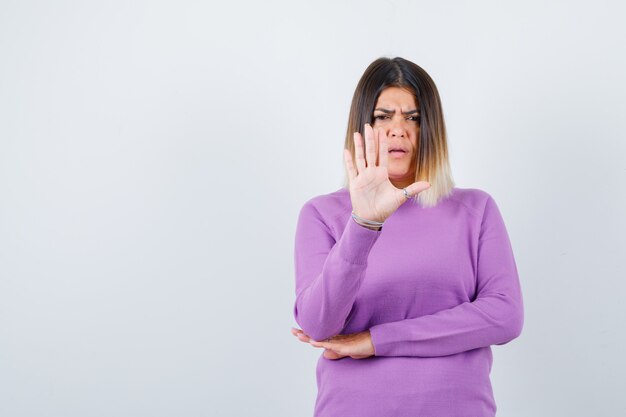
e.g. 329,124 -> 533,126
343,123 -> 431,223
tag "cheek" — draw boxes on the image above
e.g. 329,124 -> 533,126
411,127 -> 420,147
372,120 -> 385,130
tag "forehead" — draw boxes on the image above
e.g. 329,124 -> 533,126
375,87 -> 417,109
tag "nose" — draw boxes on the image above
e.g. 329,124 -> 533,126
389,118 -> 405,138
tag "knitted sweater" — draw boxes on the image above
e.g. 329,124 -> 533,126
293,187 -> 524,417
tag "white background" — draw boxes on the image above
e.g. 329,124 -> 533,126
1,1 -> 625,416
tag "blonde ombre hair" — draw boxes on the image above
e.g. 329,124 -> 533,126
342,57 -> 455,208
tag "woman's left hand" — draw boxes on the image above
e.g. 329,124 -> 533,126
290,327 -> 375,360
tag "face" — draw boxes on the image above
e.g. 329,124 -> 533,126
372,86 -> 420,188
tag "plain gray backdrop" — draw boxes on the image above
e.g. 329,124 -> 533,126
1,1 -> 625,416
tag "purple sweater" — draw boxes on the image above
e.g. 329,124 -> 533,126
293,187 -> 524,417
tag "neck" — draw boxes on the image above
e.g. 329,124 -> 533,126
390,178 -> 412,189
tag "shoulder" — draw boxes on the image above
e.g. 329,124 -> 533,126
447,186 -> 496,218
296,187 -> 351,237
300,187 -> 351,218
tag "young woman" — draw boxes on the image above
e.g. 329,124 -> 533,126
291,57 -> 524,416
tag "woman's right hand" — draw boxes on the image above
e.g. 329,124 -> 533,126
343,123 -> 431,223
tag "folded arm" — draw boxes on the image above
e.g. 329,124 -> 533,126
369,195 -> 524,357
293,201 -> 381,342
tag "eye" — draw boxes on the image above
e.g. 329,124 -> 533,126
374,115 -> 389,120
406,115 -> 420,122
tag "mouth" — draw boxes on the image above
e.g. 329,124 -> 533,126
388,147 -> 408,157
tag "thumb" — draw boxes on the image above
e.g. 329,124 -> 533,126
404,181 -> 431,198
323,349 -> 344,360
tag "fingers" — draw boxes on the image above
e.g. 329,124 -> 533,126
309,338 -> 332,348
406,181 -> 431,196
323,349 -> 344,360
295,334 -> 310,343
292,327 -> 312,343
292,327 -> 334,347
296,332 -> 352,360
378,128 -> 388,169
344,148 -> 357,182
353,131 -> 366,174
363,124 -> 377,168
351,124 -> 379,178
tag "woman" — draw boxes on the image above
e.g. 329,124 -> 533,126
291,57 -> 524,416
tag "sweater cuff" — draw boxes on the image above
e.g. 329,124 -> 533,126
333,216 -> 382,265
369,323 -> 394,356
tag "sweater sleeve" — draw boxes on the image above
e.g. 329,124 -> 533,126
293,200 -> 382,342
369,195 -> 524,357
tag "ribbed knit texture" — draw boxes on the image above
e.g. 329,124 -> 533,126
293,187 -> 524,417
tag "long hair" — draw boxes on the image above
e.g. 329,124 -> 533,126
342,57 -> 455,208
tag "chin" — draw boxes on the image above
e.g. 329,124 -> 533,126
388,168 -> 416,184
388,170 -> 412,179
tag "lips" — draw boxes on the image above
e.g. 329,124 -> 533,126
389,148 -> 407,153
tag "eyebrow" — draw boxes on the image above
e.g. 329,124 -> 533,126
374,108 -> 420,115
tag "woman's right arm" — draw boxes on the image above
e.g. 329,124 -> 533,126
294,124 -> 429,342
293,201 -> 381,342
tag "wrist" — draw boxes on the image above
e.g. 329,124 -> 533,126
351,216 -> 383,231
351,211 -> 385,226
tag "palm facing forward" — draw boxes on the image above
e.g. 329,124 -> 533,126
344,123 -> 431,223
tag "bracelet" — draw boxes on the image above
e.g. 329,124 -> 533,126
354,220 -> 383,232
351,211 -> 384,226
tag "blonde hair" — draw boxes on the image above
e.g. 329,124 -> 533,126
341,57 -> 455,208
